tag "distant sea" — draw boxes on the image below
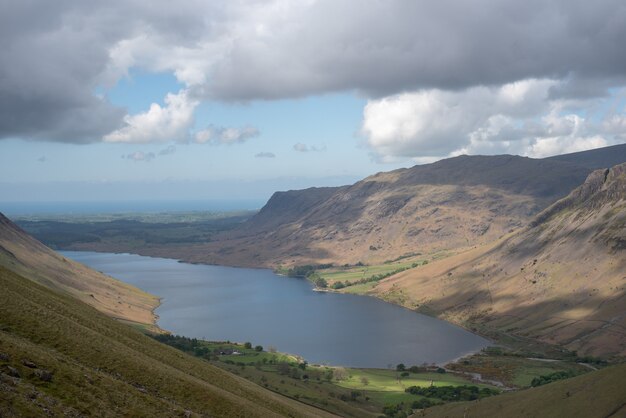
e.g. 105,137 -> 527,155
0,199 -> 265,216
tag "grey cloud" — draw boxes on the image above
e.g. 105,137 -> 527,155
158,145 -> 177,155
122,151 -> 155,162
203,0 -> 626,100
293,143 -> 326,153
255,152 -> 276,158
2,0 -> 626,143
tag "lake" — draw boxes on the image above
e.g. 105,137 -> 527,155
63,251 -> 489,368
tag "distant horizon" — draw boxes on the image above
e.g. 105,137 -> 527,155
0,199 -> 270,216
4,142 -> 626,215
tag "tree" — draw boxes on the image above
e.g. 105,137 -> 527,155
333,367 -> 349,381
314,276 -> 328,288
360,376 -> 369,386
244,342 -> 252,349
254,345 -> 263,352
396,363 -> 406,371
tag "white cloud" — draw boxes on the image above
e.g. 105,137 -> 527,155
293,143 -> 326,153
194,125 -> 259,145
123,151 -> 156,162
104,89 -> 198,143
158,145 -> 177,155
255,152 -> 276,158
2,0 -> 626,151
362,79 -> 626,160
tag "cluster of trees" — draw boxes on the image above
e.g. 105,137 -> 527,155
285,264 -> 333,278
405,385 -> 499,401
243,342 -> 263,351
152,334 -> 213,358
152,334 -> 266,360
531,370 -> 579,387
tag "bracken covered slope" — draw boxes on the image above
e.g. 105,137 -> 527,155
180,155 -> 591,267
373,163 -> 626,357
424,362 -> 626,418
0,265 -> 334,417
0,213 -> 158,326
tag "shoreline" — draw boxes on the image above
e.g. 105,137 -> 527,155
65,247 -> 493,369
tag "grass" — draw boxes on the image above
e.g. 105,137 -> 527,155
153,335 -> 506,417
319,261 -> 421,285
336,369 -> 493,392
449,350 -> 592,388
425,363 -> 626,418
15,211 -> 254,250
0,265 -> 332,417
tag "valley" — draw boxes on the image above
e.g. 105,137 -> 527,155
3,145 -> 626,417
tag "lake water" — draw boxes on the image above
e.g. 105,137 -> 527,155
63,251 -> 489,368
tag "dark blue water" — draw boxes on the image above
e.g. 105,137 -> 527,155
62,251 -> 489,368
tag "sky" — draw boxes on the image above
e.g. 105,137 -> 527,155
1,0 -> 626,209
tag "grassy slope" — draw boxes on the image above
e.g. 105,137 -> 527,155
0,265 -> 334,417
423,363 -> 626,418
0,213 -> 158,327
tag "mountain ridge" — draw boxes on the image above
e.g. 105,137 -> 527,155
174,153 -> 594,267
372,162 -> 626,357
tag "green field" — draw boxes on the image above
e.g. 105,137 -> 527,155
320,261 -> 421,284
15,210 -> 254,250
154,335 -> 508,417
448,349 -> 593,388
336,369 -> 491,392
0,265 -> 329,417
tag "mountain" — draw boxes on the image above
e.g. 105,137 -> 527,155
0,213 -> 158,327
0,213 -> 332,417
371,163 -> 626,357
178,154 -> 591,267
546,142 -> 626,169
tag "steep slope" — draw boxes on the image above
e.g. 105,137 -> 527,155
372,163 -> 626,357
181,155 -> 590,267
0,213 -> 158,326
425,363 -> 626,418
0,265 -> 333,417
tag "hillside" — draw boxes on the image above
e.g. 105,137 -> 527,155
0,264 -> 333,417
424,362 -> 626,418
371,163 -> 626,357
0,213 -> 158,327
168,154 -> 591,267
547,142 -> 626,170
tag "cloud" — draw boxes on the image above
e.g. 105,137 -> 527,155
255,152 -> 276,158
362,80 -> 626,160
194,125 -> 259,145
104,90 -> 197,143
293,143 -> 326,153
1,0 -> 625,146
37,156 -> 46,163
158,145 -> 176,155
122,151 -> 156,162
